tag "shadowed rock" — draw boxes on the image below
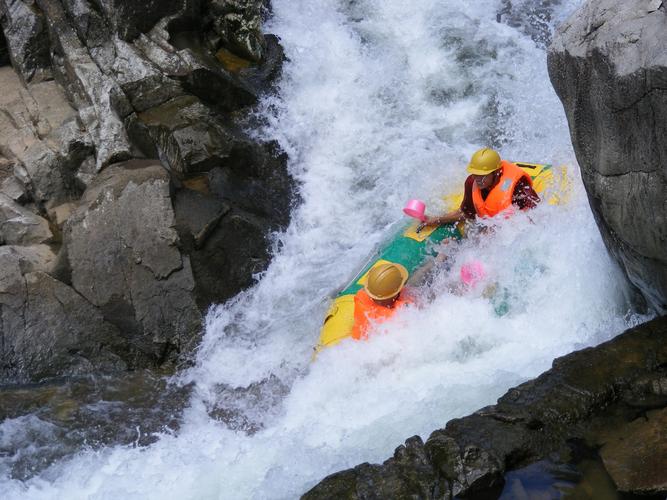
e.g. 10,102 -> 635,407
0,246 -> 134,382
65,159 -> 202,367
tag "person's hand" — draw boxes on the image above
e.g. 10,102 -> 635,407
417,216 -> 435,233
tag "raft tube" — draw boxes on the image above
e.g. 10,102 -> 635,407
316,162 -> 570,352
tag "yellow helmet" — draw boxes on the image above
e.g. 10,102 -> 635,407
467,148 -> 501,175
365,263 -> 409,301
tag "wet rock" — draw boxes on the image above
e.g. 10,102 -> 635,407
191,211 -> 271,304
304,437 -> 447,500
65,159 -> 202,366
599,407 -> 667,495
171,136 -> 294,309
208,139 -> 293,224
207,0 -> 268,62
91,0 -> 197,42
0,0 -> 52,83
235,33 -> 285,97
181,64 -> 257,112
548,0 -> 667,312
0,371 -> 193,480
135,95 -> 244,175
172,186 -> 229,308
109,37 -> 186,112
0,244 -> 134,382
303,317 -> 667,499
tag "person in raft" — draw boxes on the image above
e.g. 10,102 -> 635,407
419,147 -> 540,229
352,262 -> 413,340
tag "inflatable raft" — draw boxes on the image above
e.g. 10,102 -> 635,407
316,162 -> 570,352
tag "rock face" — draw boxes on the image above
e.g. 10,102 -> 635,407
65,160 -> 202,364
0,0 -> 295,382
547,0 -> 667,312
0,244 -> 132,380
599,407 -> 667,495
303,316 -> 667,499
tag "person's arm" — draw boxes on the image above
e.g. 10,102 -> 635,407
418,176 -> 475,231
421,209 -> 466,227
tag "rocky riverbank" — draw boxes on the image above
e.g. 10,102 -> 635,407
0,0 -> 295,383
303,316 -> 667,499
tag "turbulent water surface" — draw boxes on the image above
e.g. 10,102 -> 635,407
1,0 -> 646,498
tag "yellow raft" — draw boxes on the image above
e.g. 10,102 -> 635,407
316,162 -> 571,353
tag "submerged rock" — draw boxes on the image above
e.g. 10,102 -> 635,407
0,371 -> 193,480
548,0 -> 667,312
303,316 -> 667,499
496,0 -> 564,48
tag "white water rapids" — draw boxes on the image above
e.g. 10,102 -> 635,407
1,0 -> 648,498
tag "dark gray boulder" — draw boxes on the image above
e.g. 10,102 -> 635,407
0,245 -> 134,382
547,0 -> 667,312
133,95 -> 245,175
64,159 -> 202,365
303,317 -> 667,499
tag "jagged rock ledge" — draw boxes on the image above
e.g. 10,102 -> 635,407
302,316 -> 667,499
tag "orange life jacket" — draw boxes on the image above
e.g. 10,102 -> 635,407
351,289 -> 412,340
472,160 -> 533,218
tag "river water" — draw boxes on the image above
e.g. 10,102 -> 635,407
0,0 -> 646,498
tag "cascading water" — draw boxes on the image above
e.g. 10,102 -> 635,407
0,0 -> 647,498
